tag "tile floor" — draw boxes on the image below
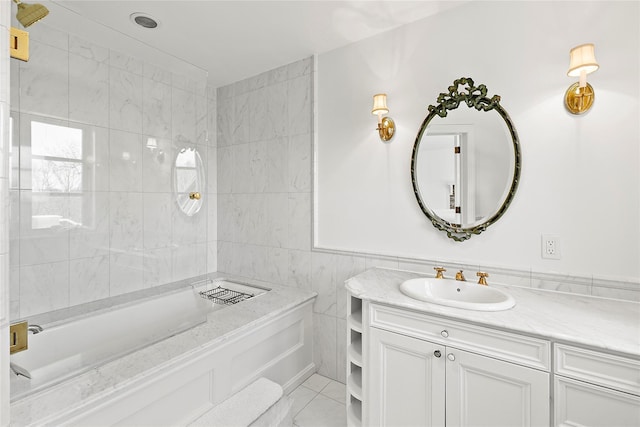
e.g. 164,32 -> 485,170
288,374 -> 347,427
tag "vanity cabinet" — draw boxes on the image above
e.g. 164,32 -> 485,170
366,303 -> 550,427
553,344 -> 640,427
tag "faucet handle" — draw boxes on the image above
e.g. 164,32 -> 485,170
455,270 -> 466,281
434,267 -> 446,279
477,271 -> 489,286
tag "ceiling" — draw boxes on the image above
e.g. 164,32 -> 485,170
38,0 -> 465,87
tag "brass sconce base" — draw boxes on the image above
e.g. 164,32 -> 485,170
377,117 -> 395,141
565,82 -> 595,114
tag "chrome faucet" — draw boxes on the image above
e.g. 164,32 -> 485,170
28,324 -> 43,334
455,270 -> 466,281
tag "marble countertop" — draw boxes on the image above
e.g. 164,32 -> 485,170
346,268 -> 640,357
10,273 -> 316,426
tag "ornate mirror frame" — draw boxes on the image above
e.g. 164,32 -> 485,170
411,77 -> 521,241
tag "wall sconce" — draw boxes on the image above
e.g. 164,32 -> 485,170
565,43 -> 599,114
371,93 -> 395,142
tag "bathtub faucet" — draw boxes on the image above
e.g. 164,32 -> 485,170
28,324 -> 43,334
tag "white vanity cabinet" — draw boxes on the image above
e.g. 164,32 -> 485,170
364,302 -> 551,427
553,344 -> 640,427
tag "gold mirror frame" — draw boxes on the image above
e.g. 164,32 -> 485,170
411,77 -> 521,241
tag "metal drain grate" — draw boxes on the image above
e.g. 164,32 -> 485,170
199,286 -> 255,306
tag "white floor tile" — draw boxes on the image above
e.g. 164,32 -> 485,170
294,394 -> 346,427
301,373 -> 332,392
319,380 -> 346,404
289,385 -> 318,417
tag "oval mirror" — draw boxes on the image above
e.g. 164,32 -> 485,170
173,147 -> 205,216
411,78 -> 521,241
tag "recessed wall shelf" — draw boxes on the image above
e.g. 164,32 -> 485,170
346,295 -> 365,427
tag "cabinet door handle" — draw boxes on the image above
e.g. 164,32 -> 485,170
434,350 -> 441,358
441,330 -> 449,338
447,353 -> 456,361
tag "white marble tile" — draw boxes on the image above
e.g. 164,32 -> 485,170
216,146 -> 233,194
69,36 -> 109,63
20,261 -> 69,317
19,191 -> 70,265
0,27 -> 8,104
288,385 -> 317,417
301,374 -> 331,393
288,133 -> 311,192
288,57 -> 313,80
234,92 -> 251,145
172,196 -> 205,246
311,252 -> 336,316
69,191 -> 110,259
288,249 -> 311,290
287,75 -> 311,136
336,319 -> 347,384
69,255 -> 110,305
266,193 -> 288,248
143,246 -> 172,288
109,67 -> 143,133
109,192 -> 143,252
266,137 -> 288,193
591,286 -> 640,302
171,243 -> 199,282
172,87 -> 196,143
232,143 -> 251,193
69,54 -> 109,127
216,194 -> 236,243
268,64 -> 289,86
248,140 -> 268,193
335,255 -> 366,319
207,92 -> 217,147
143,192 -> 172,250
86,125 -> 110,192
216,95 -> 233,147
25,23 -> 68,50
207,241 -> 217,273
217,84 -> 234,101
171,73 -> 196,94
206,193 -> 217,242
266,81 -> 288,139
19,41 -> 69,119
294,394 -> 346,427
207,147 -> 217,194
109,129 -> 142,192
288,193 -> 311,251
109,251 -> 144,296
143,63 -> 171,85
195,94 -> 208,146
142,136 -> 173,193
8,111 -> 19,189
143,78 -> 172,139
319,379 -> 346,404
264,246 -> 289,285
109,50 -> 143,74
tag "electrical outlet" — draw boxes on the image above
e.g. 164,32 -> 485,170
542,234 -> 561,260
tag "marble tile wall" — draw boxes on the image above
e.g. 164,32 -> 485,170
9,24 -> 216,319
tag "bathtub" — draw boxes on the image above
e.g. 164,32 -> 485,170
10,276 -> 314,426
10,278 -> 267,400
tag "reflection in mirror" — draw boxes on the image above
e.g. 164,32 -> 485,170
411,78 -> 521,241
174,147 -> 205,216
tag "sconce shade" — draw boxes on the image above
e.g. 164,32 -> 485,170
567,43 -> 599,77
371,93 -> 389,115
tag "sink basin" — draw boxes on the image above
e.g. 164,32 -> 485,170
399,278 -> 515,311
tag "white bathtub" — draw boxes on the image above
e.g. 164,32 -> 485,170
10,279 -> 266,399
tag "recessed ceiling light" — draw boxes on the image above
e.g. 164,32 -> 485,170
130,13 -> 159,29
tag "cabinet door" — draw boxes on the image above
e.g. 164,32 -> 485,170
446,348 -> 550,427
368,327 -> 446,427
555,376 -> 640,427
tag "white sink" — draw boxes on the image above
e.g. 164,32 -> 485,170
399,278 -> 515,311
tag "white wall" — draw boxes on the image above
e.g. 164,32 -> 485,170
316,1 -> 639,283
